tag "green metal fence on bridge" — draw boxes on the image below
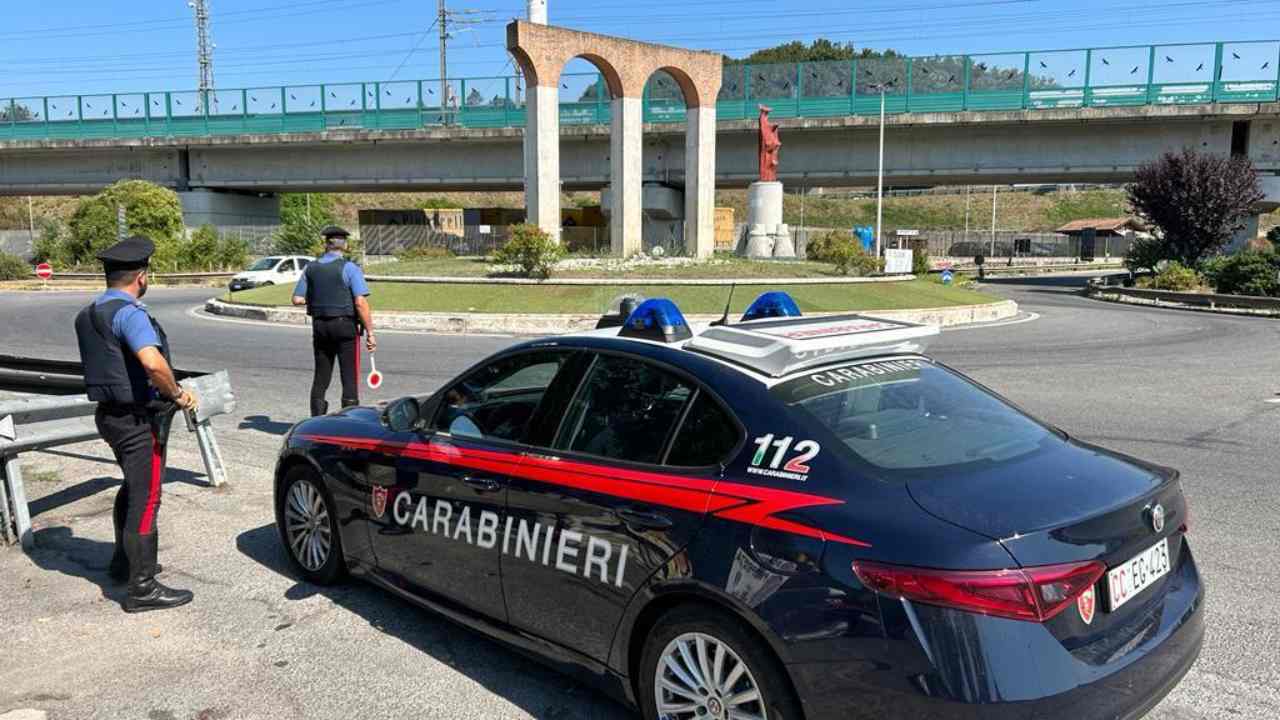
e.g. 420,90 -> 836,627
1,39 -> 1277,141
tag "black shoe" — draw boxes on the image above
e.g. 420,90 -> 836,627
124,578 -> 193,614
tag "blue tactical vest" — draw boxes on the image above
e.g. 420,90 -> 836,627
74,298 -> 172,406
304,258 -> 356,318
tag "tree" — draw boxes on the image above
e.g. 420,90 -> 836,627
275,193 -> 336,255
69,180 -> 184,270
727,39 -> 898,65
0,102 -> 35,123
1127,149 -> 1265,266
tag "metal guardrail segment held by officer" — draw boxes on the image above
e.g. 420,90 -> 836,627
0,370 -> 238,551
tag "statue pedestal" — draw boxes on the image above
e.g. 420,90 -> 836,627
742,181 -> 791,259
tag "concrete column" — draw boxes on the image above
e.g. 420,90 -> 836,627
610,95 -> 643,256
684,104 -> 717,258
178,189 -> 280,227
524,84 -> 561,241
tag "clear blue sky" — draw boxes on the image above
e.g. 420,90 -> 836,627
1,0 -> 1278,98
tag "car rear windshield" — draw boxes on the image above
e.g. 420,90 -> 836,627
773,358 -> 1053,471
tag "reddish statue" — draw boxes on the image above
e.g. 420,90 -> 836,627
757,104 -> 781,182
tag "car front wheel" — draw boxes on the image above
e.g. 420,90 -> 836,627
278,465 -> 347,584
638,606 -> 801,720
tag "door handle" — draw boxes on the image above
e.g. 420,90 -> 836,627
617,508 -> 673,531
462,475 -> 503,493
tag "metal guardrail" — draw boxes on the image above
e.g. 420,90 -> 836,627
0,360 -> 236,551
36,271 -> 236,282
1,39 -> 1278,142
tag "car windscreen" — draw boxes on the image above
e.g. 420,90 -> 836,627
247,257 -> 281,271
773,358 -> 1053,472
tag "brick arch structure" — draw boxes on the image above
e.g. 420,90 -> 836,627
507,21 -> 722,257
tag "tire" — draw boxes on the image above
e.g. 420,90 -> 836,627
262,281 -> 275,286
638,605 -> 803,720
277,465 -> 347,584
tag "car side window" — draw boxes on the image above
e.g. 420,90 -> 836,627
297,258 -> 311,270
433,351 -> 572,443
277,259 -> 295,272
554,355 -> 693,465
666,392 -> 741,467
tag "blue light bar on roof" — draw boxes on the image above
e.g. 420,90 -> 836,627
741,291 -> 802,322
620,298 -> 693,343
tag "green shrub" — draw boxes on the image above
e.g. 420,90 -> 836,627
30,218 -> 76,268
69,180 -> 184,271
912,248 -> 931,275
215,235 -> 250,270
1149,262 -> 1201,291
1124,236 -> 1168,275
830,242 -> 880,276
493,224 -> 563,278
1203,250 -> 1280,297
178,225 -> 219,271
395,245 -> 452,262
805,230 -> 847,263
0,252 -> 29,281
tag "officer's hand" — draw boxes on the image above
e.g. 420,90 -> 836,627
176,388 -> 200,413
366,332 -> 377,353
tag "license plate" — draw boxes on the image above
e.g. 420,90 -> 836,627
1107,538 -> 1170,611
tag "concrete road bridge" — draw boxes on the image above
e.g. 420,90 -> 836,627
1,36 -> 1278,240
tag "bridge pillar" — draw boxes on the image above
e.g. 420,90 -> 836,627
1228,175 -> 1280,252
684,105 -> 717,258
523,84 -> 562,242
610,96 -> 643,256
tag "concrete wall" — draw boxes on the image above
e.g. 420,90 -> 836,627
0,104 -> 1276,195
179,189 -> 280,227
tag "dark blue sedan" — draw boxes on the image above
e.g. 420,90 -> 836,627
273,293 -> 1203,720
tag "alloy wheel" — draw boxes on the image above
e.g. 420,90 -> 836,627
284,479 -> 332,572
654,632 -> 766,720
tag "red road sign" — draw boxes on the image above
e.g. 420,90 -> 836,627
34,263 -> 53,280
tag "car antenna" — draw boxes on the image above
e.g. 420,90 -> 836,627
711,283 -> 736,327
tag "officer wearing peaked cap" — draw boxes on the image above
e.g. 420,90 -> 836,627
74,235 -> 199,613
292,225 -> 377,416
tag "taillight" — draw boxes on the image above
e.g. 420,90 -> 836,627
852,560 -> 1107,623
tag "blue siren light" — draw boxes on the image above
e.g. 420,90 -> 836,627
741,291 -> 803,322
620,298 -> 692,343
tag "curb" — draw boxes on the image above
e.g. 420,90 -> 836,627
1086,287 -> 1280,318
205,298 -> 1019,336
364,274 -> 916,286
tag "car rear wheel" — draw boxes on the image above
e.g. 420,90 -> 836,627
638,605 -> 801,720
278,465 -> 347,584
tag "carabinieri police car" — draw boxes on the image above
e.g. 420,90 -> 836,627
273,292 -> 1203,720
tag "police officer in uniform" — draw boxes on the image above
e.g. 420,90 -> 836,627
74,236 -> 199,613
292,226 -> 376,416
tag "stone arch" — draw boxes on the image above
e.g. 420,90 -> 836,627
506,21 -> 722,256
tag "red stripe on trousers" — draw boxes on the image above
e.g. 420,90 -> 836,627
354,329 -> 361,383
138,432 -> 163,534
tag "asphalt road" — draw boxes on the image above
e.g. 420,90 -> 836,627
1,279 -> 1277,719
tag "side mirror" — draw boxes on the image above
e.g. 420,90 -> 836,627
382,397 -> 421,433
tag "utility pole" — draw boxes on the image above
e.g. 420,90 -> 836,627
874,85 -> 888,259
189,0 -> 215,100
990,184 -> 998,256
437,2 -> 489,121
963,185 -> 971,243
438,0 -> 449,111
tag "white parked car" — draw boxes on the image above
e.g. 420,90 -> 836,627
228,255 -> 312,291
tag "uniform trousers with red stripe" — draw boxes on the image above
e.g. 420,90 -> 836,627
96,404 -> 176,583
310,315 -> 361,417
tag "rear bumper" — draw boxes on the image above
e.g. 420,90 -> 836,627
788,549 -> 1204,720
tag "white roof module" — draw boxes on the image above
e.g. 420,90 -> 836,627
686,314 -> 939,377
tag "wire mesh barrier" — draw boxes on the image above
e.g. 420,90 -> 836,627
789,227 -> 1135,261
2,40 -> 1276,141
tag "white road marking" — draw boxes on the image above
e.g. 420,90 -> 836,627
186,306 -> 517,339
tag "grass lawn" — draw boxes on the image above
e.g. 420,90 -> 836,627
372,256 -> 852,279
225,278 -> 997,315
